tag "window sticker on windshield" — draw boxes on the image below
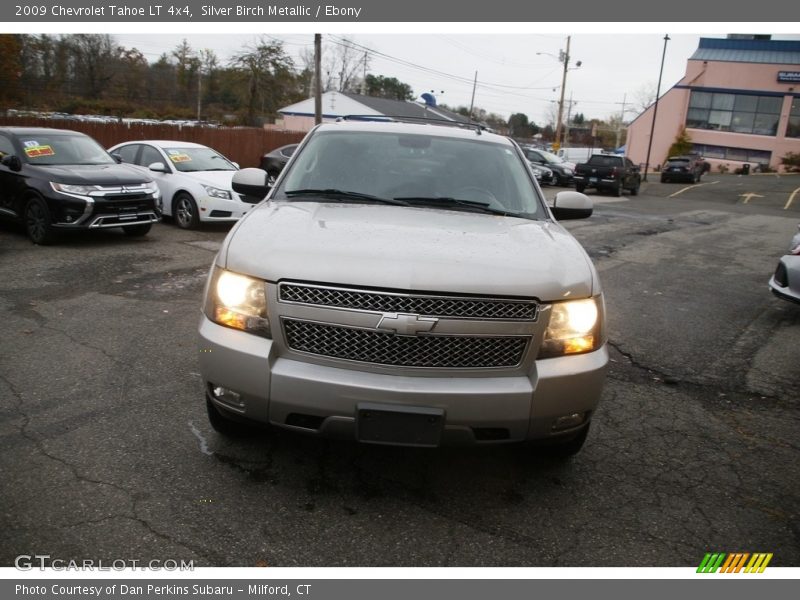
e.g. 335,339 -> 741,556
24,144 -> 55,158
167,150 -> 192,163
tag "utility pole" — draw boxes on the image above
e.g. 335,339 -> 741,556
362,51 -> 368,95
615,93 -> 627,150
564,91 -> 575,148
554,36 -> 571,152
196,69 -> 202,122
644,34 -> 670,181
468,71 -> 478,122
314,34 -> 322,125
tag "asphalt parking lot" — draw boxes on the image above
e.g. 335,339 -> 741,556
1,173 -> 798,567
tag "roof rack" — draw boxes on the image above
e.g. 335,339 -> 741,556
336,114 -> 487,134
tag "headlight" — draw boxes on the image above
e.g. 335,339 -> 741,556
563,168 -> 574,176
143,181 -> 159,195
51,182 -> 99,196
538,296 -> 604,359
204,267 -> 270,337
202,185 -> 232,200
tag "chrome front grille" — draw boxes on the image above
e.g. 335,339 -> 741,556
279,283 -> 538,320
282,318 -> 528,369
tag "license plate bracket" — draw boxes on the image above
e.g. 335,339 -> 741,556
356,403 -> 445,447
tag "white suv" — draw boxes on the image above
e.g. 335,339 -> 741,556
198,119 -> 608,454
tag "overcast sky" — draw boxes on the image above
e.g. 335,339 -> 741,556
10,18 -> 800,123
111,32 -> 798,124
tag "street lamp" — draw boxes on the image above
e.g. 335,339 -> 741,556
643,34 -> 670,182
538,36 -> 581,151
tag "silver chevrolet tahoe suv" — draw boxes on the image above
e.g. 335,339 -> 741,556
198,119 -> 608,455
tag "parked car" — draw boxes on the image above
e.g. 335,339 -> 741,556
259,143 -> 299,186
769,224 -> 800,305
522,148 -> 575,186
109,140 -> 253,229
199,119 -> 608,455
529,161 -> 554,185
660,155 -> 707,183
0,127 -> 160,244
574,154 -> 641,196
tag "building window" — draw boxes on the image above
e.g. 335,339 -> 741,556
787,98 -> 800,138
686,90 -> 783,136
691,143 -> 772,165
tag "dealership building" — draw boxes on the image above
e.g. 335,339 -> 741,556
627,36 -> 800,172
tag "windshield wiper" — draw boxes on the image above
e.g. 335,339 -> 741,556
394,196 -> 524,217
284,188 -> 409,206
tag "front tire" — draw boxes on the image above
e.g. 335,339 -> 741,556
630,178 -> 640,196
537,423 -> 591,458
173,193 -> 200,230
575,184 -> 586,193
206,397 -> 257,437
25,197 -> 56,245
122,223 -> 152,237
614,181 -> 623,197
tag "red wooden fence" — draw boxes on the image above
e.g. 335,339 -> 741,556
0,116 -> 307,168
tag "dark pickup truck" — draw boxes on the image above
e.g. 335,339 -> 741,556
574,154 -> 641,197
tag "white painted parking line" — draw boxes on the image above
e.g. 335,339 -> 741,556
668,180 -> 719,198
784,187 -> 800,210
740,192 -> 765,204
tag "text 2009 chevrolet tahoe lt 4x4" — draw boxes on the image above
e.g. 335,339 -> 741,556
198,119 -> 608,455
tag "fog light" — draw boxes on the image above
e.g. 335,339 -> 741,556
552,412 -> 585,431
210,384 -> 245,409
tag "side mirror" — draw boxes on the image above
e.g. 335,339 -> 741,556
552,191 -> 593,220
1,154 -> 22,172
111,152 -> 123,164
232,162 -> 240,170
148,162 -> 169,173
232,167 -> 270,202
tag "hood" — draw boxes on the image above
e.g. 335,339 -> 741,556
222,202 -> 597,301
31,163 -> 153,185
179,170 -> 236,190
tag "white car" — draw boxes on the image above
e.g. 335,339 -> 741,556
108,140 -> 255,229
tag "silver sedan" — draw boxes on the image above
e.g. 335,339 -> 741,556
769,226 -> 800,304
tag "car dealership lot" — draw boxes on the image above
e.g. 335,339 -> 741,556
1,175 -> 798,567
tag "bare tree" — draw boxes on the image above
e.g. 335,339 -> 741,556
70,34 -> 120,98
323,37 -> 370,93
229,37 -> 296,125
632,82 -> 658,113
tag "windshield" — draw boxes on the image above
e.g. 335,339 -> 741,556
538,150 -> 564,164
163,147 -> 236,172
277,130 -> 545,219
525,149 -> 563,165
18,133 -> 115,166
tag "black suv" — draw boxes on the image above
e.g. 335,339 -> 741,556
522,148 -> 575,186
660,155 -> 707,183
0,127 -> 161,244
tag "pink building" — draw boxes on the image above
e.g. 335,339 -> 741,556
627,36 -> 800,172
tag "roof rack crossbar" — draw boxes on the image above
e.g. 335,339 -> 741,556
337,114 -> 487,133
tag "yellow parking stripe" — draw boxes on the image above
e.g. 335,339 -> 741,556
669,181 -> 719,198
784,187 -> 800,210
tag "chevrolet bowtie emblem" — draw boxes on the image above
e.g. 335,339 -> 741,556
378,313 -> 438,336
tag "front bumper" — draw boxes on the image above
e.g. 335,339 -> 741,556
769,255 -> 800,304
198,316 -> 608,445
197,194 -> 256,222
46,188 -> 161,229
